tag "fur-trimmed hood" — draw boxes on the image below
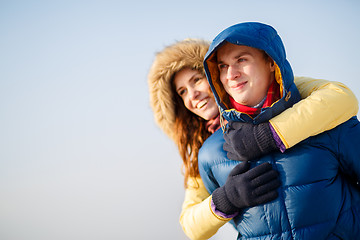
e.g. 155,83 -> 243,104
148,39 -> 210,140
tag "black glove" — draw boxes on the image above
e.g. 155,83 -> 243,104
212,161 -> 280,214
223,121 -> 278,161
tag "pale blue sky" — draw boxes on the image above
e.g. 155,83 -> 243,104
1,1 -> 359,239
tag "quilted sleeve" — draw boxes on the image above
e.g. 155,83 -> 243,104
179,177 -> 230,240
270,77 -> 358,149
336,117 -> 360,184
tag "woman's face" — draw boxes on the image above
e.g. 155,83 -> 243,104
173,68 -> 219,120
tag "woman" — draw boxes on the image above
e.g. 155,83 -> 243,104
147,39 -> 358,240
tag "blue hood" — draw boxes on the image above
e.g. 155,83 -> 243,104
204,22 -> 301,124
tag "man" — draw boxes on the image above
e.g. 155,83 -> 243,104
198,22 -> 360,239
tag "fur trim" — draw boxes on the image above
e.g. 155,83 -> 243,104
148,39 -> 210,140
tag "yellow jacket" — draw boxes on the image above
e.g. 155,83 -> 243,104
180,77 -> 358,240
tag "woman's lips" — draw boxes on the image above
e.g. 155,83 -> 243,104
196,98 -> 208,109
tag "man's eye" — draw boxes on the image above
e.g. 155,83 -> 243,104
238,58 -> 246,62
218,64 -> 227,70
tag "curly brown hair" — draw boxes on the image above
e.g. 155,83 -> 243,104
148,39 -> 212,188
171,76 -> 212,188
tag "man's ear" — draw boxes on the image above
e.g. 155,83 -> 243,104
269,59 -> 276,72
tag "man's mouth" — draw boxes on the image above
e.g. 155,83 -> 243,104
231,81 -> 247,90
196,98 -> 208,109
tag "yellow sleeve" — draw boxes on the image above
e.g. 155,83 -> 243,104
179,177 -> 231,240
270,76 -> 359,148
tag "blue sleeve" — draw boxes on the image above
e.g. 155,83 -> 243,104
336,117 -> 360,184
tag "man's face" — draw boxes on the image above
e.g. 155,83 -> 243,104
216,42 -> 275,107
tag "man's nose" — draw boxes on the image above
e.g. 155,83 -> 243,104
227,65 -> 240,80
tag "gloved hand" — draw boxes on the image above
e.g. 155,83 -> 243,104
212,161 -> 280,214
223,121 -> 278,161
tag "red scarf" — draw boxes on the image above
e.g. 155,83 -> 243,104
229,80 -> 281,117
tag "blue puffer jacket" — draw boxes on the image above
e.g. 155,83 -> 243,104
198,22 -> 360,239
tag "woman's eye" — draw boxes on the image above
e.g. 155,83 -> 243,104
178,89 -> 186,96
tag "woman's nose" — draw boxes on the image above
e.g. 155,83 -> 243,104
189,88 -> 200,100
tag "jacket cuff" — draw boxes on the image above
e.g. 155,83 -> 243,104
269,123 -> 286,152
209,196 -> 238,220
211,188 -> 239,216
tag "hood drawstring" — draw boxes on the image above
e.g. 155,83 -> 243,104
219,106 -> 227,133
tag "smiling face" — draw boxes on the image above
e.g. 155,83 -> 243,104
173,68 -> 219,120
216,42 -> 275,107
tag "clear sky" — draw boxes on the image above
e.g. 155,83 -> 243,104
1,0 -> 359,239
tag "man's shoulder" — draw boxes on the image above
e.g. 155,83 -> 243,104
198,129 -> 226,166
200,128 -> 224,152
